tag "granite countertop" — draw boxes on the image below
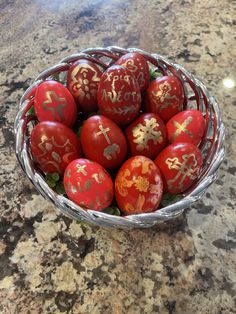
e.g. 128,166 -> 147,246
0,0 -> 236,313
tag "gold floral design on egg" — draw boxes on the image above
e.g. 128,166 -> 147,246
131,157 -> 156,174
134,176 -> 150,193
125,194 -> 145,213
115,168 -> 133,197
132,117 -> 163,151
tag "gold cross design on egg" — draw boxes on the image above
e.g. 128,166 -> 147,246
76,164 -> 87,176
96,125 -> 120,160
42,91 -> 67,121
171,116 -> 193,141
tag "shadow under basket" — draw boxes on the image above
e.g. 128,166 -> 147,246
14,46 -> 225,229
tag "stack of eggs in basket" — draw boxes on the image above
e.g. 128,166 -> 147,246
29,52 -> 205,216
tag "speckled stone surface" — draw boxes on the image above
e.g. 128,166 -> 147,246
0,0 -> 236,313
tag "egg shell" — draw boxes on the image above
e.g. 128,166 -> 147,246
115,155 -> 163,215
146,76 -> 184,123
125,113 -> 167,159
64,158 -> 114,211
34,80 -> 77,127
67,59 -> 103,113
97,65 -> 141,126
30,121 -> 81,174
154,142 -> 203,194
80,115 -> 127,170
166,109 -> 205,146
115,52 -> 150,92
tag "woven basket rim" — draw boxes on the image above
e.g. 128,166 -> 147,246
14,46 -> 225,229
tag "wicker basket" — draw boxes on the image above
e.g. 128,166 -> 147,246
14,47 -> 225,229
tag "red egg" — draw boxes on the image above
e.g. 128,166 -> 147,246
146,76 -> 184,123
66,59 -> 103,113
115,52 -> 150,92
125,113 -> 167,159
97,65 -> 141,126
63,158 -> 113,210
30,121 -> 81,174
154,142 -> 203,194
34,80 -> 77,127
81,115 -> 127,169
143,92 -> 152,112
115,156 -> 163,215
166,109 -> 205,146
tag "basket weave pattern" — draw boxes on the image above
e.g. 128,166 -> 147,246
14,47 -> 225,229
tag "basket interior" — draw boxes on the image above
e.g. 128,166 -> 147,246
14,47 -> 225,228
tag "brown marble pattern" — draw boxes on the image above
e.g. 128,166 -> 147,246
0,0 -> 236,313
